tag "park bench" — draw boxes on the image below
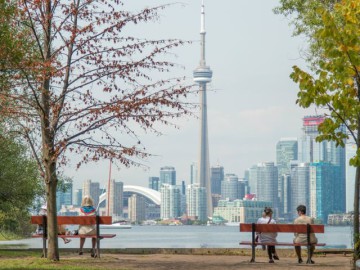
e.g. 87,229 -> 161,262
31,215 -> 116,258
239,223 -> 325,264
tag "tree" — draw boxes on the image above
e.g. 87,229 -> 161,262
0,0 -> 193,260
0,131 -> 41,236
276,0 -> 360,264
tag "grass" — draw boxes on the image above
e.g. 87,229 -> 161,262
0,250 -> 132,270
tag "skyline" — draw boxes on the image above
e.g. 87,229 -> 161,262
66,0 -> 321,190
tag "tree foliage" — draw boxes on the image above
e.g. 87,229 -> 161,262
0,131 -> 41,236
0,0 -> 193,260
276,0 -> 360,263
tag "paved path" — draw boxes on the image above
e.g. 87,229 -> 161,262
79,253 -> 353,270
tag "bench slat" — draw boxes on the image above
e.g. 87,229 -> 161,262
31,216 -> 112,225
239,241 -> 326,246
240,223 -> 324,233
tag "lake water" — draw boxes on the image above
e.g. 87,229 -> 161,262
0,225 -> 352,249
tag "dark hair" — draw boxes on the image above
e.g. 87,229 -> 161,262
296,205 -> 306,214
264,207 -> 273,215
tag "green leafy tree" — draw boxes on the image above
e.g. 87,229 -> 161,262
0,132 -> 41,236
0,0 -> 193,260
276,0 -> 360,263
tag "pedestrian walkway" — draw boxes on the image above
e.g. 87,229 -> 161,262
73,253 -> 352,270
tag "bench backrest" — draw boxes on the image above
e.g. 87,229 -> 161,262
31,215 -> 112,225
240,223 -> 324,233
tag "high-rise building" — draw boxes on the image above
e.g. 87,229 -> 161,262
82,180 -> 101,208
211,165 -> 224,195
193,0 -> 213,218
56,182 -> 73,212
73,189 -> 82,207
256,162 -> 278,210
276,138 -> 298,176
298,116 -> 346,215
128,194 -> 146,223
248,165 -> 258,195
186,184 -> 207,221
276,138 -> 298,217
290,162 -> 310,220
108,180 -> 123,217
190,162 -> 198,185
310,162 -> 337,223
160,184 -> 181,219
148,177 -> 160,191
221,173 -> 239,201
159,166 -> 176,186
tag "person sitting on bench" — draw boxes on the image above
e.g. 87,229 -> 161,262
36,204 -> 71,244
78,195 -> 97,257
256,207 -> 279,263
293,204 -> 318,264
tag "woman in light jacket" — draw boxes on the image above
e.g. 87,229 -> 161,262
78,195 -> 97,257
256,207 -> 279,263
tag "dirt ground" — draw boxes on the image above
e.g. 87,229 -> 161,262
71,252 -> 354,270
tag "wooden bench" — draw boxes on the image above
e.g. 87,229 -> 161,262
239,223 -> 325,264
31,215 -> 116,258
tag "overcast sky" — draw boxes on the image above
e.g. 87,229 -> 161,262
66,0 -> 320,190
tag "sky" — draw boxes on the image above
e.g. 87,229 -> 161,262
66,0 -> 320,190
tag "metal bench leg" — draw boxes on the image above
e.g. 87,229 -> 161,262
250,223 -> 256,263
306,245 -> 311,264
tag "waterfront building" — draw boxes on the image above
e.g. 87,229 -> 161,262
248,165 -> 258,195
276,138 -> 298,216
186,184 -> 207,221
160,166 -> 176,186
256,162 -> 278,210
56,182 -> 73,212
213,199 -> 273,223
160,184 -> 181,219
73,189 -> 82,207
148,177 -> 160,191
290,162 -> 310,220
310,162 -> 338,224
298,116 -> 346,217
128,194 -> 146,223
211,165 -> 224,195
193,0 -> 213,217
108,180 -> 123,217
281,174 -> 291,221
221,173 -> 239,201
82,179 -> 101,208
190,162 -> 198,185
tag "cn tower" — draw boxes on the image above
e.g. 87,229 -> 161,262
193,0 -> 213,217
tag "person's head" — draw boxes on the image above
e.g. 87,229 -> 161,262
264,207 -> 273,217
296,204 -> 306,215
81,195 -> 94,207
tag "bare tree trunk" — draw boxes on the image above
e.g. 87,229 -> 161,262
45,160 -> 59,260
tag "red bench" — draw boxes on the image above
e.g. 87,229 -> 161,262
239,223 -> 325,264
31,215 -> 116,258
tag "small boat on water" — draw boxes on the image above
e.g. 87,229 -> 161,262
100,222 -> 132,229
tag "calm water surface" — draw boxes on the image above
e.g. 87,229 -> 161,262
0,225 -> 352,249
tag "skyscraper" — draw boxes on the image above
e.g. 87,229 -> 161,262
256,162 -> 278,210
186,184 -> 207,221
160,184 -> 181,219
82,180 -> 101,208
108,180 -> 123,217
190,162 -> 198,185
221,173 -> 239,201
159,166 -> 176,186
148,177 -> 160,191
210,165 -> 224,195
193,0 -> 213,217
290,162 -> 310,220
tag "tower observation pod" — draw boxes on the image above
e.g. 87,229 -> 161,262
193,0 -> 213,218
